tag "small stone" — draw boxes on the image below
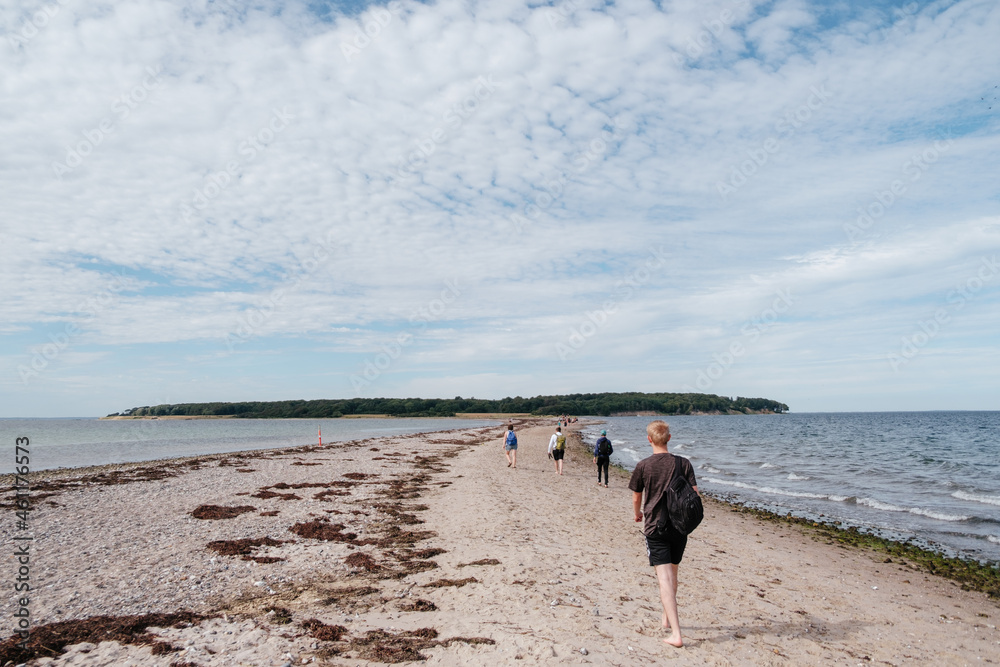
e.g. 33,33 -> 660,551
592,607 -> 600,616
580,648 -> 588,655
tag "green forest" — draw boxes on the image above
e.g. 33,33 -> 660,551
109,392 -> 788,418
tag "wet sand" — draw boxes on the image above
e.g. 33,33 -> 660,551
1,421 -> 997,665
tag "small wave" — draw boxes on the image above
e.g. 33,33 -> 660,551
699,464 -> 721,474
909,507 -> 970,522
988,535 -> 1000,545
952,490 -> 1000,507
705,478 -> 844,501
759,463 -> 776,469
787,473 -> 810,480
858,498 -> 969,521
858,497 -> 906,512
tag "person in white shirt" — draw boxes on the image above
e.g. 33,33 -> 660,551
547,426 -> 567,475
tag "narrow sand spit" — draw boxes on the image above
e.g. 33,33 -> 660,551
1,421 -> 997,666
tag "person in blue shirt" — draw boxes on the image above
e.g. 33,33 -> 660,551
593,429 -> 613,487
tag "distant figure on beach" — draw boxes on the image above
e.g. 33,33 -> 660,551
548,426 -> 566,475
503,424 -> 518,468
628,420 -> 699,648
593,429 -> 613,487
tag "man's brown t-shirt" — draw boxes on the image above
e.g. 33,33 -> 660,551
628,453 -> 698,536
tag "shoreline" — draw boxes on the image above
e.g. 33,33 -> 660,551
2,420 -> 997,664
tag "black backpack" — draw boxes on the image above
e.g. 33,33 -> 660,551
655,456 -> 704,536
598,437 -> 612,457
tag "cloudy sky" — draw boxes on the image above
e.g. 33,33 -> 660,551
2,0 -> 998,417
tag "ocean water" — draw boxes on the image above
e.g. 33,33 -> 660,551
0,417 -> 499,476
580,412 -> 1000,563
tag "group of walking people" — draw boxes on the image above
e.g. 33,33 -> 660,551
500,419 -> 699,649
502,421 -> 613,485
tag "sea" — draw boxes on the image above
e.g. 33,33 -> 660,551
0,417 -> 499,476
579,412 -> 1000,564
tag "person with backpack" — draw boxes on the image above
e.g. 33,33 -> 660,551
502,424 -> 518,468
547,426 -> 567,475
628,420 -> 700,649
593,429 -> 613,487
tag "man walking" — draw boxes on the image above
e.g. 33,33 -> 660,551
628,420 -> 699,648
593,429 -> 613,487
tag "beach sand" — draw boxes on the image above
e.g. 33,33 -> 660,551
2,421 -> 997,665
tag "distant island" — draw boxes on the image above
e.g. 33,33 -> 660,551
107,392 -> 789,419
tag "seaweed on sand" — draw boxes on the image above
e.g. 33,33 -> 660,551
0,612 -> 207,665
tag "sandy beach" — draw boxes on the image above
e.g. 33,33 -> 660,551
2,420 -> 998,666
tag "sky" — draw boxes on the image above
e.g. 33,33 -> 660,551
1,0 -> 998,417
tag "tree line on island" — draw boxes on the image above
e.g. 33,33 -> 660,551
108,392 -> 789,419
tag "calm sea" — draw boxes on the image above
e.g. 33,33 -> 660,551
581,412 -> 1000,563
0,417 -> 499,476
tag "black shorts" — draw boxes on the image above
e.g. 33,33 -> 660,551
552,449 -> 565,460
645,528 -> 687,566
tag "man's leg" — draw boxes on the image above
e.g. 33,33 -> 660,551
654,563 -> 683,647
511,448 -> 516,468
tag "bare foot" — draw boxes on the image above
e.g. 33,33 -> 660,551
663,633 -> 683,648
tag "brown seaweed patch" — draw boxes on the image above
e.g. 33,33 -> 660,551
397,560 -> 438,575
351,628 -> 438,663
314,489 -> 350,501
291,461 -> 322,466
190,505 -> 257,520
318,586 -> 380,605
236,468 -> 256,473
302,618 -> 349,641
346,628 -> 494,663
251,490 -> 301,501
245,556 -> 284,564
395,548 -> 446,561
344,552 -> 383,572
206,537 -> 284,560
422,577 -> 478,588
343,472 -> 374,480
359,526 -> 435,548
398,598 -> 437,612
0,612 -> 206,665
457,558 -> 501,568
289,519 -> 358,543
259,510 -> 280,517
